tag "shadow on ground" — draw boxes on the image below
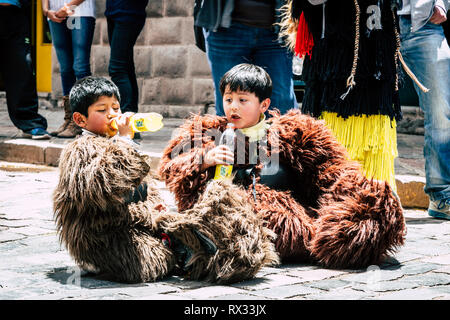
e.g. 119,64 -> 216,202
46,267 -> 126,289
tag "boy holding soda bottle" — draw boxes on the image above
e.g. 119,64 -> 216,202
159,63 -> 406,269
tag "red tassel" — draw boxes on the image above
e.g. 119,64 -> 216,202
295,12 -> 314,58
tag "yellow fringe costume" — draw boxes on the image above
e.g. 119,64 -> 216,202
320,112 -> 398,189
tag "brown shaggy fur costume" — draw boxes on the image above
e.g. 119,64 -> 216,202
158,110 -> 406,269
53,135 -> 279,284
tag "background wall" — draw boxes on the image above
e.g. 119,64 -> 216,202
51,0 -> 216,117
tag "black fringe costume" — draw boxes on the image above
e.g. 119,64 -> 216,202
280,0 -> 404,189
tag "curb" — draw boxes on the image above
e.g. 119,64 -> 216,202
0,139 -> 428,209
0,139 -> 162,175
395,174 -> 428,209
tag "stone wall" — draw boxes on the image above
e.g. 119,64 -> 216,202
51,0 -> 216,118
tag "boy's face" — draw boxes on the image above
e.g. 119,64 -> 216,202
222,87 -> 270,129
73,95 -> 121,136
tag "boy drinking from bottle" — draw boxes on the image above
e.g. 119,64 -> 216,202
53,75 -> 279,284
70,76 -> 137,141
159,63 -> 406,269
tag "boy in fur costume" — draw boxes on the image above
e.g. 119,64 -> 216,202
158,63 -> 406,269
53,76 -> 279,284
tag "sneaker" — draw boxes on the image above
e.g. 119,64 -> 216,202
22,128 -> 51,140
428,199 -> 450,220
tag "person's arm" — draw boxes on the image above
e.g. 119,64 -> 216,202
41,0 -> 49,16
435,0 -> 449,12
55,0 -> 86,18
43,0 -> 64,22
430,0 -> 448,24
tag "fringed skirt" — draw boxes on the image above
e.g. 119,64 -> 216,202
320,111 -> 398,191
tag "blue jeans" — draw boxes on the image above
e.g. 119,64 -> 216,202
399,16 -> 450,201
107,17 -> 145,113
49,17 -> 95,96
203,22 -> 298,116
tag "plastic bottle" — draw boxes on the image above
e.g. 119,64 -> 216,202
111,112 -> 164,133
213,123 -> 236,180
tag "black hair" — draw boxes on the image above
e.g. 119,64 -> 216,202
219,63 -> 272,102
69,76 -> 121,116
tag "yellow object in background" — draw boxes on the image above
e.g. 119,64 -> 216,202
36,0 -> 52,92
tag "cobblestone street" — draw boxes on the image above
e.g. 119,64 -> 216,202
0,162 -> 449,301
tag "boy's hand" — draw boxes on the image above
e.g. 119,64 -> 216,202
55,4 -> 75,18
47,10 -> 64,23
202,145 -> 234,171
114,112 -> 135,139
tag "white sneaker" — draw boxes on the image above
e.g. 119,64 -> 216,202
428,199 -> 450,220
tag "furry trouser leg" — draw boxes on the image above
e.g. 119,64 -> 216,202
78,233 -> 176,284
310,174 -> 406,269
251,184 -> 316,263
157,179 -> 280,284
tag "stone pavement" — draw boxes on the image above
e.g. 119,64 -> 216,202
1,104 -> 448,302
0,161 -> 449,301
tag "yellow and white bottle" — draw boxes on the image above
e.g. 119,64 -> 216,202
214,123 -> 236,180
111,112 -> 164,133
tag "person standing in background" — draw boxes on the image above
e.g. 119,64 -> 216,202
42,0 -> 96,138
105,0 -> 148,118
397,0 -> 450,220
194,0 -> 298,116
0,0 -> 50,139
278,0 -> 403,191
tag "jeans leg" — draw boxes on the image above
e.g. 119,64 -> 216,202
0,7 -> 47,131
107,18 -> 145,113
48,19 -> 76,96
203,24 -> 255,116
204,23 -> 298,116
253,29 -> 298,115
400,17 -> 450,201
71,17 -> 95,81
